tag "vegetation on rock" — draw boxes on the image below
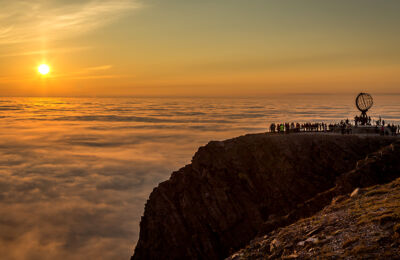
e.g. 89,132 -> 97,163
227,177 -> 400,259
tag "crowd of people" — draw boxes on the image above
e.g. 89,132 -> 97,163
269,122 -> 329,133
354,115 -> 371,126
268,118 -> 400,136
386,124 -> 399,136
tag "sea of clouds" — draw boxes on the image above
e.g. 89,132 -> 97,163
0,95 -> 399,259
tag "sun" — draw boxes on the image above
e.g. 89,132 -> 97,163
38,64 -> 50,75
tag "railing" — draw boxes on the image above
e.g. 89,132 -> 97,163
267,124 -> 399,136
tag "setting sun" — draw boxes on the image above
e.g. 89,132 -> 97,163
38,64 -> 50,75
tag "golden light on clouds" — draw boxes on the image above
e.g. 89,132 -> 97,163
38,64 -> 50,75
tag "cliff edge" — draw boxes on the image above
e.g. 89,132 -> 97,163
131,134 -> 398,260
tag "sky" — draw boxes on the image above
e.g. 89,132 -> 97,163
0,0 -> 399,97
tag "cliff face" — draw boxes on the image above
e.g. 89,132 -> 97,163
132,134 -> 397,260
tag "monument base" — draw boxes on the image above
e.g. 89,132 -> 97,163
352,125 -> 392,135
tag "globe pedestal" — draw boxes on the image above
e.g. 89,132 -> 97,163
352,125 -> 379,134
357,112 -> 370,125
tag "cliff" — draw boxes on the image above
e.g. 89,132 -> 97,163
131,134 -> 398,260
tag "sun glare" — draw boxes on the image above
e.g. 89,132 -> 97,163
38,64 -> 50,75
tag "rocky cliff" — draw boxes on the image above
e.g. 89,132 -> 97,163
227,177 -> 400,259
131,134 -> 398,260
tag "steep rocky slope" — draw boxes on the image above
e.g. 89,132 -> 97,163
227,177 -> 400,259
131,134 -> 397,260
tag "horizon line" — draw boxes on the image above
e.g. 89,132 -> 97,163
0,92 -> 400,99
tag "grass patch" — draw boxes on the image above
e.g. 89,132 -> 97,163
342,236 -> 359,248
358,212 -> 400,226
332,229 -> 344,236
348,244 -> 378,255
365,188 -> 390,197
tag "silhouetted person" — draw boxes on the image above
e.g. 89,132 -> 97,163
270,123 -> 276,133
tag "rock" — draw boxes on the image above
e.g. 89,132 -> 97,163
305,237 -> 319,244
230,252 -> 241,259
131,135 -> 398,260
297,241 -> 305,246
325,235 -> 334,240
270,239 -> 281,251
283,254 -> 299,259
350,188 -> 360,197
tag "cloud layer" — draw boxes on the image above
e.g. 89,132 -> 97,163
0,95 -> 399,259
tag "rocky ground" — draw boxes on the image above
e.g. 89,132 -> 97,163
228,178 -> 400,259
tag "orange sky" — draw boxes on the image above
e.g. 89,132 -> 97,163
0,0 -> 399,97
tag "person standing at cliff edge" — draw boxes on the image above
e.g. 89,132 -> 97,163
270,123 -> 276,133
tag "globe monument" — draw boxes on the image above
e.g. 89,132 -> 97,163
355,92 -> 373,126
